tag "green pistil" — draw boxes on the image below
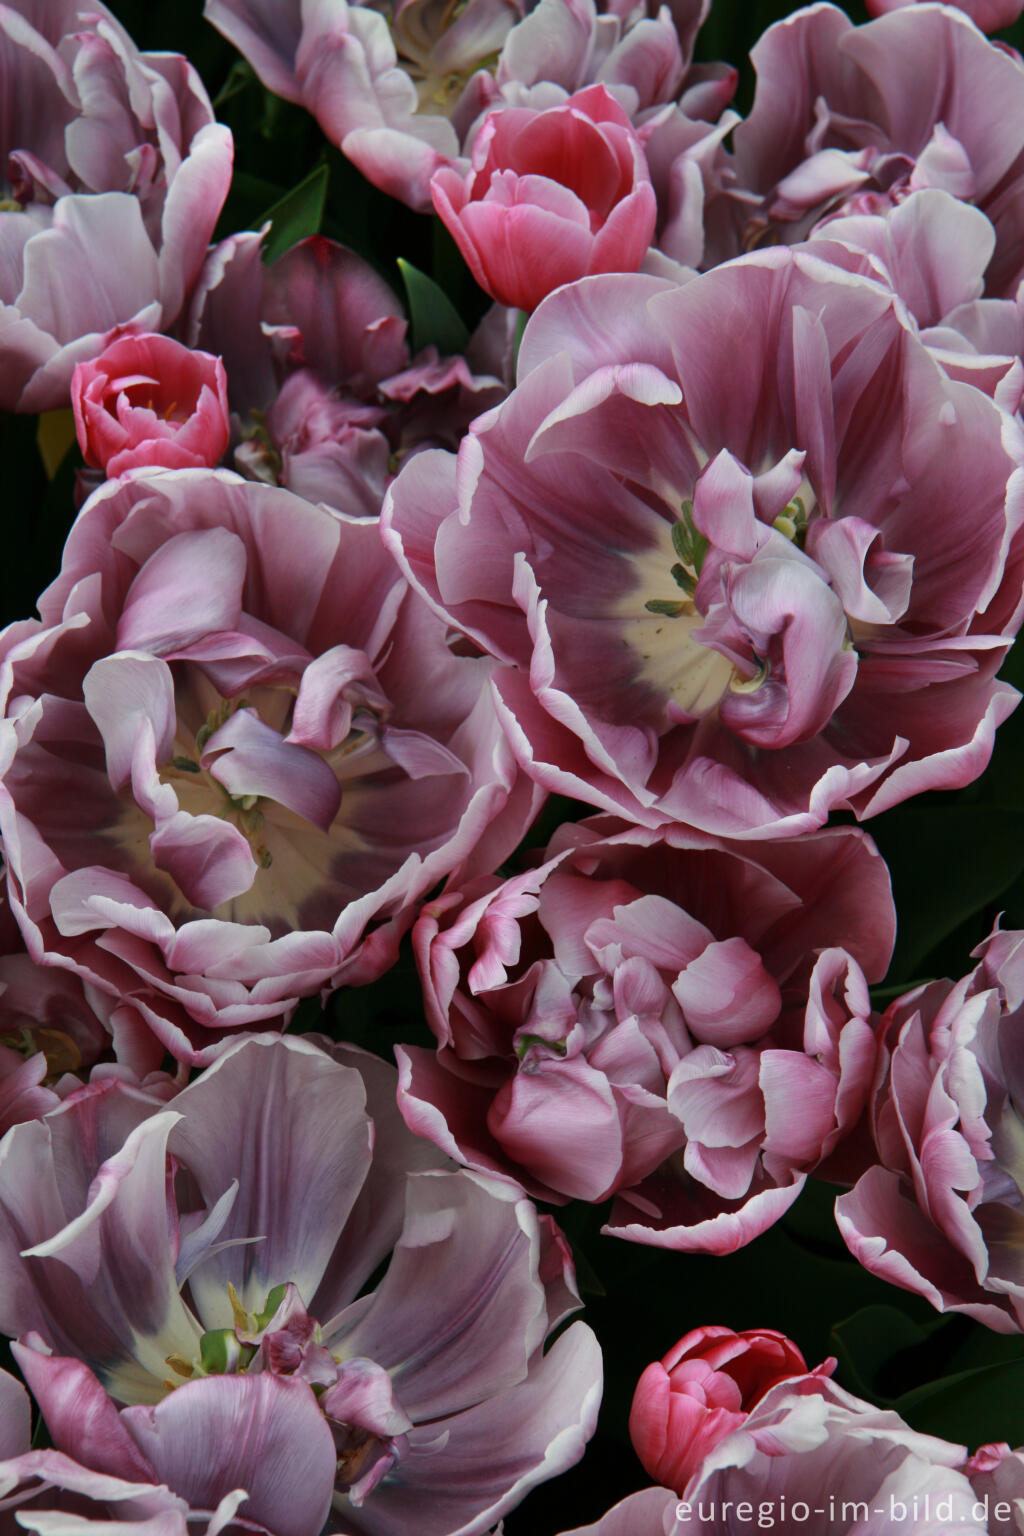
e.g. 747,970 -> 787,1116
671,501 -> 709,574
164,1282 -> 291,1391
199,1327 -> 253,1375
0,196 -> 23,213
253,1284 -> 289,1329
515,1033 -> 568,1061
644,501 -> 707,618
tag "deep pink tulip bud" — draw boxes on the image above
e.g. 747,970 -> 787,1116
628,1326 -> 832,1493
72,334 -> 230,478
431,85 -> 656,312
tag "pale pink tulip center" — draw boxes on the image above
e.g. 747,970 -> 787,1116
110,672 -> 380,927
623,493 -> 812,720
159,1281 -> 408,1500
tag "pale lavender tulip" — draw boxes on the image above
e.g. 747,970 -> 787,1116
187,234 -> 505,517
0,469 -> 541,1063
205,0 -> 724,211
384,255 -> 1024,840
836,927 -> 1024,1333
727,4 -> 1024,297
0,1036 -> 601,1536
561,1377 -> 993,1533
399,816 -> 892,1252
0,0 -> 232,411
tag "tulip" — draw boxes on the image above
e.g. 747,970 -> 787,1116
628,1326 -> 828,1493
431,86 -> 656,311
384,253 -> 1024,842
0,0 -> 231,411
72,335 -> 230,478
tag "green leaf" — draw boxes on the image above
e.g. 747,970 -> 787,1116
255,164 -> 329,264
830,1305 -> 947,1403
895,1358 -> 1024,1448
398,258 -> 470,355
213,58 -> 254,108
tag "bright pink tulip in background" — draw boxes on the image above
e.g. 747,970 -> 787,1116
628,1326 -> 832,1493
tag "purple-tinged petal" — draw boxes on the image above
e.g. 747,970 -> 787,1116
81,653 -> 177,797
148,813 -> 259,911
121,1373 -> 336,1536
349,1320 -> 601,1536
330,1170 -> 551,1420
10,1110 -> 204,1401
202,710 -> 341,832
115,529 -> 246,655
12,1342 -> 157,1483
166,1037 -> 373,1327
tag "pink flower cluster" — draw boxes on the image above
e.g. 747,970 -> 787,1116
567,1328 -> 1024,1534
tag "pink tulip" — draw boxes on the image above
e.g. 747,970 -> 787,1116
629,1326 -> 830,1494
0,468 -> 540,1064
399,817 -> 892,1251
72,335 -> 230,478
729,4 -> 1024,295
431,86 -> 657,310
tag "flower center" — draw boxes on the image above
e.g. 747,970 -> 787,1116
164,1282 -> 409,1502
106,670 -> 381,930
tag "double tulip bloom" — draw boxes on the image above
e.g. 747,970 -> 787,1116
727,3 -> 1024,293
837,926 -> 1024,1333
0,470 -> 539,1066
0,0 -> 231,410
385,250 -> 1024,841
0,1037 -> 601,1535
401,817 -> 893,1251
